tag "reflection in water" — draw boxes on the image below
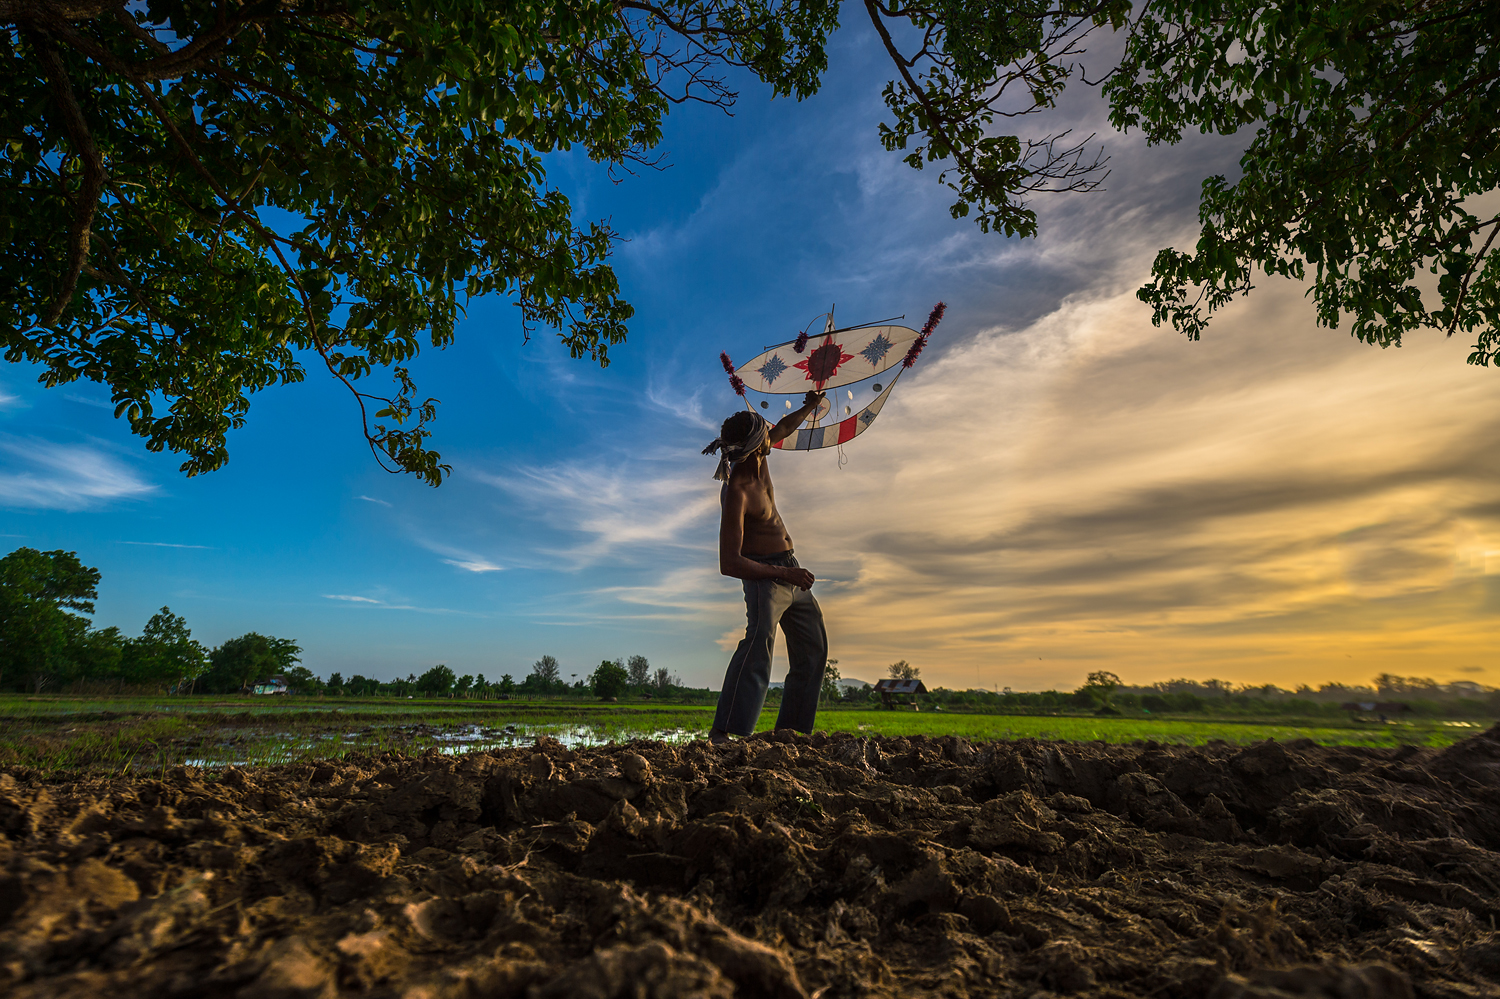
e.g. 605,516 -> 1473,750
181,721 -> 703,769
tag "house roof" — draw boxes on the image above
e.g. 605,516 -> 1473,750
874,678 -> 927,694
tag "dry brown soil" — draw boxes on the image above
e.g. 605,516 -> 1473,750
3,726 -> 1500,999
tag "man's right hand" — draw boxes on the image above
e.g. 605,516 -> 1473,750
782,566 -> 816,590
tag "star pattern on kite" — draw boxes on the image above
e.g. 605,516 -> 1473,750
793,339 -> 855,388
859,334 -> 893,366
756,354 -> 789,385
714,302 -> 945,455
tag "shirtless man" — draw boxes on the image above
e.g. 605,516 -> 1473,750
702,391 -> 829,744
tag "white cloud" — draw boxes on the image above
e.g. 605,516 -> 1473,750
117,541 -> 212,549
321,592 -> 472,615
412,540 -> 505,574
474,463 -> 719,567
356,495 -> 392,507
540,565 -> 741,627
0,391 -> 23,410
765,278 -> 1500,690
64,393 -> 113,409
0,438 -> 156,510
643,379 -> 717,430
443,557 -> 503,573
585,60 -> 1500,691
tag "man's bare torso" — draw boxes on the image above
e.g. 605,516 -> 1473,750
725,456 -> 793,555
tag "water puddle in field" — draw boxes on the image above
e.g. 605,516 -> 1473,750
177,722 -> 705,768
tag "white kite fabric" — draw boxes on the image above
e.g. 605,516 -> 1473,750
735,325 -> 918,393
767,372 -> 902,451
717,304 -> 945,454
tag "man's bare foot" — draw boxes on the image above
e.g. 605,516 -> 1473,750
708,728 -> 731,746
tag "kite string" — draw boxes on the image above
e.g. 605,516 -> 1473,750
837,442 -> 848,469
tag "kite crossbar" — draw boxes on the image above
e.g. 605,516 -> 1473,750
760,315 -> 906,352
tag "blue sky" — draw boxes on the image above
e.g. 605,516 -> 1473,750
5,19 -> 1499,691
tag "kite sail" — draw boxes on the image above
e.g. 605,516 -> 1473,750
736,324 -> 918,393
720,303 -> 946,451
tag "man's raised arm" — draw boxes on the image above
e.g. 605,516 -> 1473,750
768,391 -> 826,443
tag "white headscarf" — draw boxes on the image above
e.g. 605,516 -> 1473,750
701,417 -> 769,481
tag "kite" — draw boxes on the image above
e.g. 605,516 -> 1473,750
718,302 -> 946,451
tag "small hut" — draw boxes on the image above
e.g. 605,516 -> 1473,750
874,677 -> 927,711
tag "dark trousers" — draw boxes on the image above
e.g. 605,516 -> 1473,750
712,551 -> 828,736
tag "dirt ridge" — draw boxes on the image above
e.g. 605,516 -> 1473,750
2,726 -> 1499,997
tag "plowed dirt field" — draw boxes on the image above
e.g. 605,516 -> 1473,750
3,726 -> 1499,998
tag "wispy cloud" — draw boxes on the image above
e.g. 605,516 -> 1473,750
587,64 -> 1500,692
474,463 -> 718,567
767,280 -> 1500,690
0,391 -> 24,411
644,379 -> 717,431
117,541 -> 213,549
0,437 -> 155,510
413,540 -> 505,574
444,557 -> 503,573
531,565 -> 741,628
64,393 -> 113,410
321,592 -> 471,615
356,495 -> 392,507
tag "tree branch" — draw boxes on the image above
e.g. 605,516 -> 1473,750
1448,215 -> 1500,335
29,29 -> 107,326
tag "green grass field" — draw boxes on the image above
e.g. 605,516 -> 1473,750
0,694 -> 1490,774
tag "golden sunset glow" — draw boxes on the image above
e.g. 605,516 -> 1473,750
756,282 -> 1500,692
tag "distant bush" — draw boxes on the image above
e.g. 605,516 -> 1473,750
415,664 -> 455,696
590,660 -> 629,700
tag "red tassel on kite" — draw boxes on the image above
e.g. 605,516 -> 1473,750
720,351 -> 746,396
793,332 -> 808,353
902,302 -> 947,368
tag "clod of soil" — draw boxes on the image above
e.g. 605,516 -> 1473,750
3,726 -> 1500,998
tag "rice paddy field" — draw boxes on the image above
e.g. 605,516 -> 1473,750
0,694 -> 1491,774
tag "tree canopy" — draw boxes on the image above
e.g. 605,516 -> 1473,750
887,659 -> 919,680
1107,0 -> 1500,359
6,0 -> 1495,488
3,0 -> 1137,482
0,547 -> 100,690
589,658 -> 628,699
121,606 -> 208,687
530,654 -> 562,685
2,0 -> 839,483
416,663 -> 456,695
201,631 -> 301,692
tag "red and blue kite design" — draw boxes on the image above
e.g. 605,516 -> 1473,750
719,304 -> 946,452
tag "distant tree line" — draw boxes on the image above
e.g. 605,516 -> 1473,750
0,548 -> 700,700
510,654 -> 682,700
818,659 -> 1498,719
314,655 -> 690,701
0,547 -> 305,694
840,665 -> 1499,718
